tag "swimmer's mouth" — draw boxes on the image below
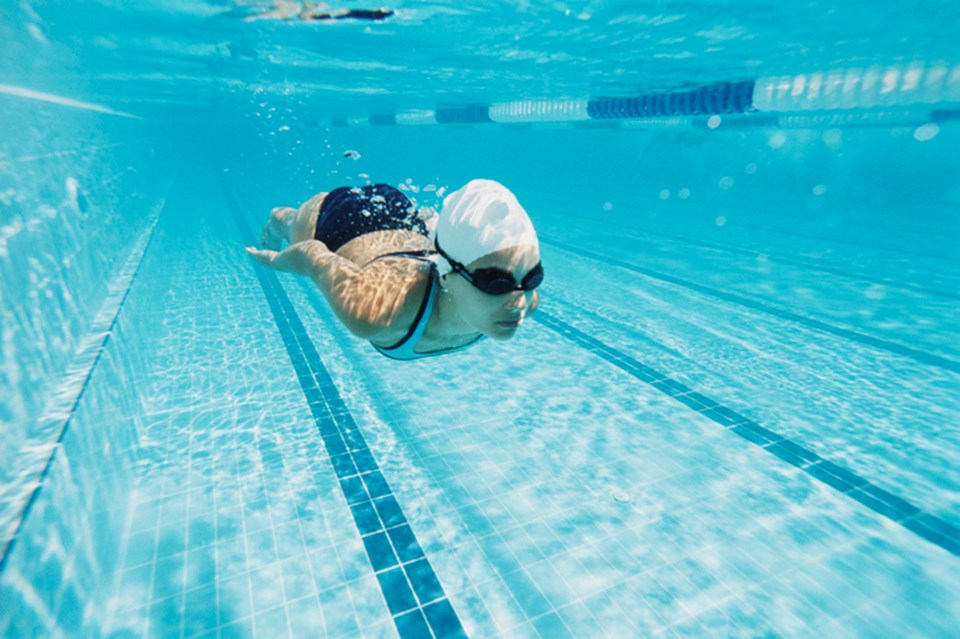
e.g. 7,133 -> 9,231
496,318 -> 523,328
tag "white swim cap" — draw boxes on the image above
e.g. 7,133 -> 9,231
431,179 -> 539,275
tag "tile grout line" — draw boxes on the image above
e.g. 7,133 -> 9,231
223,185 -> 468,639
533,205 -> 960,302
540,236 -> 960,373
534,311 -> 960,558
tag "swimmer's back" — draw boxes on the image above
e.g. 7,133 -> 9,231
289,190 -> 434,265
284,188 -> 442,347
337,230 -> 434,266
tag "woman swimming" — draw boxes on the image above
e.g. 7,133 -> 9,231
245,179 -> 543,360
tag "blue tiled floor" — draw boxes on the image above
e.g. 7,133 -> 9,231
9,179 -> 958,638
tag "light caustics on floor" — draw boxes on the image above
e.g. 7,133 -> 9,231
3,171 -> 960,639
218,181 -> 956,637
224,189 -> 469,638
3,64 -> 959,634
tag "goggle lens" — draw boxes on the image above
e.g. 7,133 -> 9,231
471,263 -> 544,295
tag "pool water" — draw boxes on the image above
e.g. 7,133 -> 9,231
1,1 -> 959,637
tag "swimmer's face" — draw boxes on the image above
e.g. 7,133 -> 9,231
446,245 -> 541,340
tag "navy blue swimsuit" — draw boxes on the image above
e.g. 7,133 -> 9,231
314,184 -> 485,360
314,184 -> 426,252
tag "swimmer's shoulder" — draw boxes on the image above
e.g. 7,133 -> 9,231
364,255 -> 435,346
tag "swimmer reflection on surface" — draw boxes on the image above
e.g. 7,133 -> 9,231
245,1 -> 394,21
246,180 -> 543,360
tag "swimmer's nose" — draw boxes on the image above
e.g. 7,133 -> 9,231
505,290 -> 530,313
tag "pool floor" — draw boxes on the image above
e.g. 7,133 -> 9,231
5,173 -> 959,638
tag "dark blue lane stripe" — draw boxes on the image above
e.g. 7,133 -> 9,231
224,188 -> 469,639
541,237 -> 960,374
535,311 -> 960,557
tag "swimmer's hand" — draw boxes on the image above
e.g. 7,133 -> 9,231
245,240 -> 333,276
245,247 -> 280,267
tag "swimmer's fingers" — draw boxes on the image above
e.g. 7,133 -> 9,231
245,246 -> 279,268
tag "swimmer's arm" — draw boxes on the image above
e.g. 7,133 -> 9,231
245,241 -> 412,340
246,240 -> 341,278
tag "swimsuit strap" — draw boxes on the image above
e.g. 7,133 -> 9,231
367,250 -> 486,360
365,249 -> 438,265
368,251 -> 439,359
394,264 -> 439,351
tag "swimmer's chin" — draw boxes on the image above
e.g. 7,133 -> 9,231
485,321 -> 523,341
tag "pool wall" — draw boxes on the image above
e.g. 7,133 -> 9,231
0,89 -> 169,631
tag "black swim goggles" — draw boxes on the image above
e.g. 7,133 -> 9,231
435,240 -> 544,295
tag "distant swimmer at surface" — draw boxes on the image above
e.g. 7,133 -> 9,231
244,1 -> 394,21
246,180 -> 543,360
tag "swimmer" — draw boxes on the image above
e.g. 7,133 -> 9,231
246,180 -> 543,360
245,1 -> 394,21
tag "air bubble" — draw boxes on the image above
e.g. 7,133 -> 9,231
659,189 -> 670,200
913,123 -> 940,141
715,216 -> 727,227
